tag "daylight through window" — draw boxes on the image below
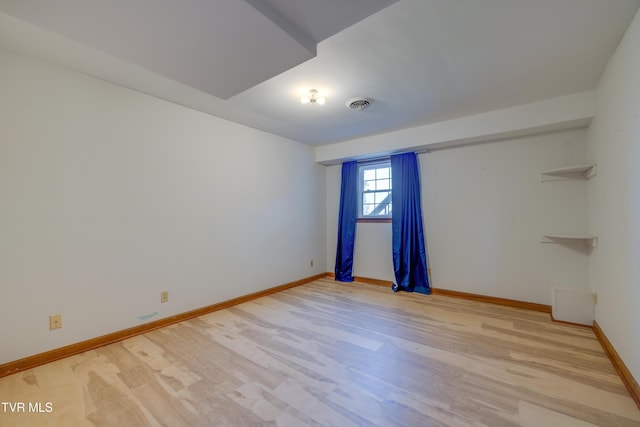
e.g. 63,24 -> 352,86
358,162 -> 392,218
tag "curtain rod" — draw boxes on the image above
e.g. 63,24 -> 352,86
357,149 -> 431,164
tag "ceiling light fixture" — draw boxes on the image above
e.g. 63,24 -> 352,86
301,89 -> 325,105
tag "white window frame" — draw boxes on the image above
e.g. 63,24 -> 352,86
358,161 -> 392,219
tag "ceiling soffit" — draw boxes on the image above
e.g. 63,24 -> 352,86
0,0 -> 396,99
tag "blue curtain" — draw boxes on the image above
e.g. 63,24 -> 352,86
335,161 -> 358,282
391,152 -> 430,294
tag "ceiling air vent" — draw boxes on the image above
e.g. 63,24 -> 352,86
346,97 -> 374,111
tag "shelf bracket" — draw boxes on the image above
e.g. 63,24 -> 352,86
541,234 -> 597,248
540,164 -> 597,182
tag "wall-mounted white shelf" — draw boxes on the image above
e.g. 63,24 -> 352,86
540,164 -> 597,181
541,234 -> 598,248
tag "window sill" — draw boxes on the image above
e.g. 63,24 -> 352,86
357,218 -> 392,223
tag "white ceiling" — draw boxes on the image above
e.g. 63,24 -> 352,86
1,0 -> 639,145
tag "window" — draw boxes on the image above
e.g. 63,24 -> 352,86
358,161 -> 392,219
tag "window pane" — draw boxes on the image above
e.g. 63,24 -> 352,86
375,191 -> 390,204
378,206 -> 389,216
363,193 -> 374,204
377,179 -> 390,190
359,162 -> 392,218
376,168 -> 389,179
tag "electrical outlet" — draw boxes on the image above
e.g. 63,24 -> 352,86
310,259 -> 314,268
49,314 -> 62,330
161,291 -> 169,303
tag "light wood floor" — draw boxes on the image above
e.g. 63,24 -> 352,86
1,278 -> 638,426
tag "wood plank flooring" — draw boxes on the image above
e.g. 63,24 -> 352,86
1,278 -> 638,426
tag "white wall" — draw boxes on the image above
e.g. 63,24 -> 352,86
587,8 -> 640,382
327,129 -> 590,305
326,165 -> 340,274
352,222 -> 394,282
0,49 -> 326,364
423,129 -> 589,304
